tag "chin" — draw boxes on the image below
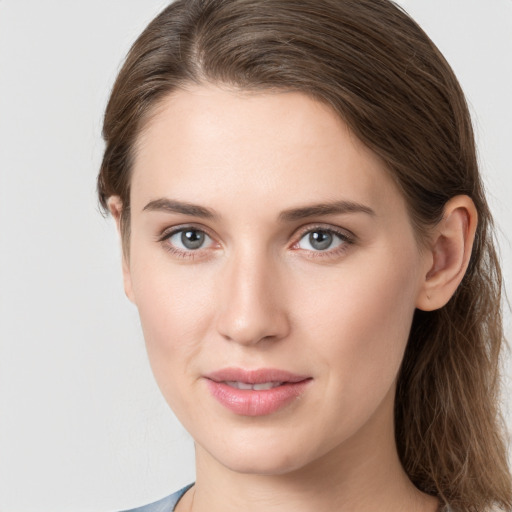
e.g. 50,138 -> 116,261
214,450 -> 309,476
196,429 -> 331,477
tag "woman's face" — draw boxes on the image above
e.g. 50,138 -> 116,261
123,85 -> 431,475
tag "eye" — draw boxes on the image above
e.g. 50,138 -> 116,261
296,228 -> 349,252
161,227 -> 215,253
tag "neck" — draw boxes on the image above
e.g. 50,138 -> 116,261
178,388 -> 439,512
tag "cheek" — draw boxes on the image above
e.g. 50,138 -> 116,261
295,244 -> 421,401
129,248 -> 217,392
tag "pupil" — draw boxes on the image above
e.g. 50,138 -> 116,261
181,230 -> 204,249
309,231 -> 332,250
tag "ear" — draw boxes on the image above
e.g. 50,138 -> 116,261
107,196 -> 135,304
416,195 -> 478,311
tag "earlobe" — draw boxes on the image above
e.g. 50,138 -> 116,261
107,196 -> 123,230
107,196 -> 136,304
416,195 -> 477,311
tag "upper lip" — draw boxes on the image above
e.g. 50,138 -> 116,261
205,367 -> 311,384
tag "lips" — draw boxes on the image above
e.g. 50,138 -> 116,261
204,368 -> 312,416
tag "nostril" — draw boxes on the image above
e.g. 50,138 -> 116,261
216,311 -> 290,346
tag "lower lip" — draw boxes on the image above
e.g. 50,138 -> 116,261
205,379 -> 311,416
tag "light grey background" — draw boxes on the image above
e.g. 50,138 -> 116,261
0,1 -> 510,511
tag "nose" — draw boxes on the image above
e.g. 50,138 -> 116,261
215,250 -> 290,346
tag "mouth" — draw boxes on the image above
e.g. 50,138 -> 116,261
224,381 -> 284,390
204,368 -> 312,416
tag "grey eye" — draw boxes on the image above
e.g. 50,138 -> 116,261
169,229 -> 211,250
297,229 -> 344,251
181,230 -> 205,249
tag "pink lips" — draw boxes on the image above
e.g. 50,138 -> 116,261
204,368 -> 312,416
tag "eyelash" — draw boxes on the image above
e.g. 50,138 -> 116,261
157,224 -> 355,261
292,225 -> 355,259
157,225 -> 217,261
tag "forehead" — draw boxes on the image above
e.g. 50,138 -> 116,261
131,84 -> 405,218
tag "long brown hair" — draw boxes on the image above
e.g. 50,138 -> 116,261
97,1 -> 512,509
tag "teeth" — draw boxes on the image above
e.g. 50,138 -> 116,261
253,382 -> 281,390
230,381 -> 253,390
225,381 -> 283,390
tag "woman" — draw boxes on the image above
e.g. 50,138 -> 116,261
97,0 -> 512,510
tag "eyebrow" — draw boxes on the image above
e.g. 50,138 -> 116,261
143,198 -> 218,219
278,200 -> 375,222
142,198 -> 375,221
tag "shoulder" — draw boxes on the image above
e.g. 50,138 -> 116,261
120,484 -> 194,512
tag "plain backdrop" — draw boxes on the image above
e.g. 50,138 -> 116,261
0,1 -> 510,511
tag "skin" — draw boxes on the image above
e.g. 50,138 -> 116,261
109,84 -> 477,512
